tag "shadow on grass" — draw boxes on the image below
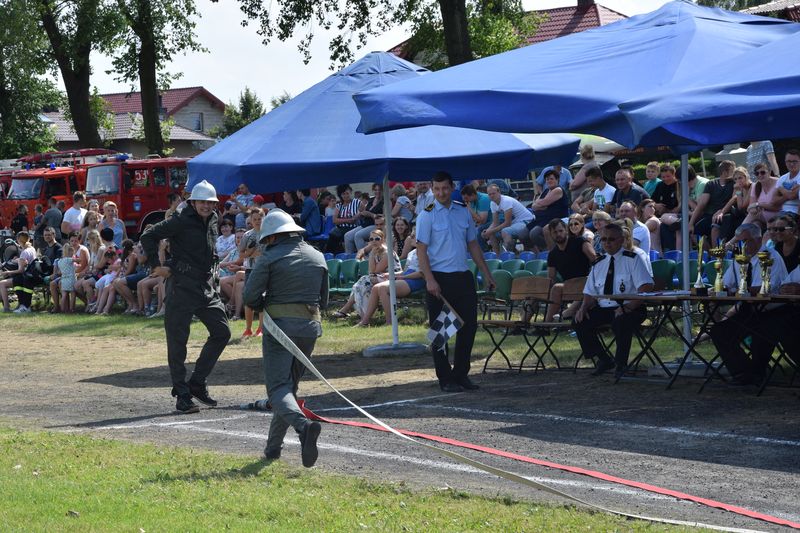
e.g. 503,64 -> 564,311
142,458 -> 272,485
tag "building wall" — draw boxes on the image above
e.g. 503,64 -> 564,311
171,97 -> 224,135
54,139 -> 210,159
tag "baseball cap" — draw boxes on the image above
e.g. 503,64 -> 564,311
253,195 -> 265,205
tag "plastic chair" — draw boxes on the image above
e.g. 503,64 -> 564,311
485,259 -> 502,272
704,261 -> 722,286
649,249 -> 660,262
491,269 -> 514,300
688,250 -> 709,262
519,251 -> 535,262
336,259 -> 360,291
334,252 -> 349,260
358,260 -> 369,277
525,259 -> 547,275
512,270 -> 534,279
323,252 -> 334,261
675,259 -> 699,288
663,249 -> 682,262
536,251 -> 549,260
651,259 -> 675,290
499,251 -> 516,261
501,259 -> 524,273
326,259 -> 341,288
306,215 -> 334,243
483,251 -> 497,260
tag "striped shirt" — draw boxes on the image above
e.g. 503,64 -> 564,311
336,199 -> 361,230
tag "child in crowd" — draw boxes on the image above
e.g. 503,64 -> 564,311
57,243 -> 77,313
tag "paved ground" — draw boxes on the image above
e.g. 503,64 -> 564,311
1,329 -> 798,531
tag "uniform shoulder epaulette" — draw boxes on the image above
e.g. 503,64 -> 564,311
592,254 -> 606,265
425,203 -> 435,212
453,200 -> 466,207
622,250 -> 636,258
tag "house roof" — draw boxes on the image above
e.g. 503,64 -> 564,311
741,0 -> 800,14
42,112 -> 215,143
525,3 -> 627,45
101,86 -> 225,116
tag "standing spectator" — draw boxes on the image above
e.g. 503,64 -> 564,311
297,189 -> 322,235
61,191 -> 87,236
0,231 -> 36,313
772,149 -> 800,216
57,243 -> 77,313
39,226 -> 63,269
79,211 -> 101,243
344,184 -> 383,254
42,197 -> 63,243
50,232 -> 89,312
688,160 -> 734,246
746,140 -> 780,178
414,181 -> 434,220
325,184 -> 360,253
573,223 -> 654,378
231,183 -> 256,229
31,205 -> 44,249
459,184 -> 492,251
610,168 -> 649,211
416,171 -> 496,393
639,199 -> 661,255
528,170 -> 570,252
642,161 -> 662,197
617,201 -> 651,255
240,207 -> 265,337
99,201 -> 127,247
544,219 -> 595,321
569,144 -> 599,198
87,199 -> 100,214
10,205 -> 29,234
140,180 -> 232,414
483,184 -> 534,253
242,209 -> 327,466
535,163 -> 572,196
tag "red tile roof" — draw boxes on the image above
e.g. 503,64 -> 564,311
525,4 -> 626,45
101,86 -> 225,116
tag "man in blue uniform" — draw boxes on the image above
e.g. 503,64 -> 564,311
573,222 -> 654,378
416,171 -> 496,392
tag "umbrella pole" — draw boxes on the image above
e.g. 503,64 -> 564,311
382,173 -> 400,347
680,154 -> 693,361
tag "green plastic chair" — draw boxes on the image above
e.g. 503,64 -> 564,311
501,259 -> 525,273
492,269 -> 514,300
485,259 -> 502,272
358,260 -> 369,277
525,259 -> 547,275
400,258 -> 407,270
651,259 -> 675,290
334,259 -> 360,293
675,259 -> 699,288
326,259 -> 342,288
704,260 -> 720,286
512,270 -> 533,279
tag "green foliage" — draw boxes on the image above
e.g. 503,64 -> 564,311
269,90 -> 292,110
630,157 -> 719,184
209,87 -> 267,138
63,87 -> 115,147
129,113 -> 176,155
0,0 -> 61,158
695,0 -> 774,10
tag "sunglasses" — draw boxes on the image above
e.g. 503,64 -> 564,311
368,237 -> 382,241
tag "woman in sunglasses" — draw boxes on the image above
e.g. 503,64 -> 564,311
767,215 -> 800,274
745,163 -> 779,228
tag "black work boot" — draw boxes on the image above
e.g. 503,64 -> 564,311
299,421 -> 321,468
188,381 -> 218,407
264,445 -> 282,461
175,395 -> 200,414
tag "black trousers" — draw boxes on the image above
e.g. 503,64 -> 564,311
164,275 -> 231,397
12,273 -> 35,308
425,270 -> 478,385
573,306 -> 646,368
710,304 -> 757,378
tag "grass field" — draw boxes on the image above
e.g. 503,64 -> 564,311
0,428 -> 689,532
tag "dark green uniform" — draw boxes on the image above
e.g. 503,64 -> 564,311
140,204 -> 231,398
243,233 -> 328,456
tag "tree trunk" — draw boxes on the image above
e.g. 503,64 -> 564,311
439,0 -> 473,66
138,38 -> 164,156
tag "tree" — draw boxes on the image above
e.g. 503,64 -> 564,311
37,0 -> 123,148
269,91 -> 292,110
208,87 -> 266,138
112,0 -> 204,155
0,0 -> 61,158
695,0 -> 774,9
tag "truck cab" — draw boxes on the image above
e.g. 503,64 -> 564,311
2,166 -> 86,231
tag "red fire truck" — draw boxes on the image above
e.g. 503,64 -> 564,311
2,165 -> 87,231
84,156 -> 190,236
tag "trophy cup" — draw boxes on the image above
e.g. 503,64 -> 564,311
757,251 -> 774,297
693,237 -> 707,295
709,246 -> 726,296
734,254 -> 750,297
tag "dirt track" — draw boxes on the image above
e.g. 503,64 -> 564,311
1,329 -> 799,531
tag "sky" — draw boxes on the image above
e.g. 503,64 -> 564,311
85,0 -> 672,106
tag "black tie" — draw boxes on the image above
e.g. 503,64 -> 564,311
603,256 -> 615,295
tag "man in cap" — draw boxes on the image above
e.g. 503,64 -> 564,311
141,180 -> 232,414
243,209 -> 328,467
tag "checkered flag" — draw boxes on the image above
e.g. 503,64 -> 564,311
427,297 -> 463,351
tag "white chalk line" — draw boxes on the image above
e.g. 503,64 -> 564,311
95,414 -> 248,430
313,393 -> 455,412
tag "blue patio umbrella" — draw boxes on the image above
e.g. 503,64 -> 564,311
619,30 -> 800,148
187,52 -> 579,195
353,1 -> 799,148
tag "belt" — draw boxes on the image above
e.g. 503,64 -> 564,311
265,303 -> 321,321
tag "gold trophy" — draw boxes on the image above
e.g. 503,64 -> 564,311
734,254 -> 750,297
693,237 -> 706,295
708,246 -> 726,296
757,251 -> 774,297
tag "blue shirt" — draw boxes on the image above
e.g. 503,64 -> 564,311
470,191 -> 491,217
536,166 -> 572,190
416,199 -> 476,273
300,196 -> 322,235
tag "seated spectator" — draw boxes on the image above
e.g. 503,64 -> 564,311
653,163 -> 681,250
392,217 -> 413,259
57,243 -> 77,313
216,219 -> 236,258
767,215 -> 800,274
642,161 -> 662,197
687,166 -> 709,214
460,184 -> 492,251
99,201 -> 127,247
333,229 -> 401,319
356,248 -> 425,327
535,164 -> 572,196
219,229 -> 246,319
296,189 -> 322,235
165,192 -> 182,221
591,211 -> 612,255
483,184 -> 534,253
79,210 -> 101,243
713,166 -> 751,246
528,170 -> 570,252
231,183 -> 256,229
618,219 -> 653,275
75,229 -> 108,312
568,213 -> 594,243
10,205 -> 29,234
282,190 -> 302,216
345,184 -> 383,254
0,231 -> 36,313
568,144 -> 599,198
239,207 -> 265,337
688,160 -> 734,248
610,167 -> 649,213
113,241 -> 149,314
742,162 -> 780,231
617,201 -> 651,255
639,199 -> 661,254
586,166 -> 615,215
325,184 -> 360,253
318,190 -> 336,218
571,184 -> 596,218
93,246 -> 123,316
391,184 -> 414,223
544,219 -> 595,321
138,239 -> 169,318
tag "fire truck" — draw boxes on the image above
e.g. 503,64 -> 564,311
84,156 -> 190,236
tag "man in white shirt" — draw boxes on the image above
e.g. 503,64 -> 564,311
573,223 -> 653,378
773,148 -> 800,214
617,201 -> 651,255
61,191 -> 87,236
414,181 -> 434,219
586,167 -> 615,216
482,184 -> 534,253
